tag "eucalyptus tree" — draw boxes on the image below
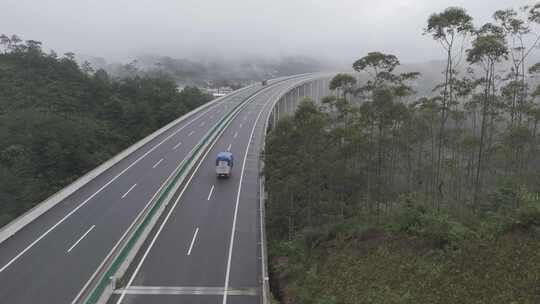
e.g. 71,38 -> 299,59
353,52 -> 399,97
466,23 -> 509,206
424,7 -> 474,205
329,73 -> 357,102
9,35 -> 21,51
0,34 -> 9,53
494,5 -> 540,126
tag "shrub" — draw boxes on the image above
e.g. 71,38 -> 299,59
515,201 -> 540,228
407,212 -> 473,248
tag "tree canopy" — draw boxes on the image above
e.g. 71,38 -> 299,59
0,36 -> 212,226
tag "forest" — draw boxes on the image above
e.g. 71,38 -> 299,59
265,4 -> 540,304
0,36 -> 211,227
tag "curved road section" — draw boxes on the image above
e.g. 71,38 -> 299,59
0,75 -> 318,304
108,76 -> 319,304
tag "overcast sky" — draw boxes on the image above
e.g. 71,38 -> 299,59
1,0 -> 535,64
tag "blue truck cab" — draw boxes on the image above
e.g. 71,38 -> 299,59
215,151 -> 234,178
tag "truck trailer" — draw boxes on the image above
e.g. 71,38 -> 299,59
216,151 -> 234,178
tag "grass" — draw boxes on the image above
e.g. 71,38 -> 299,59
269,199 -> 540,304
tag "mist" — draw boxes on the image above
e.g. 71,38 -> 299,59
1,0 -> 530,65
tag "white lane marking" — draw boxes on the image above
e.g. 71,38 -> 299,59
239,123 -> 243,128
188,131 -> 195,137
0,100 -> 222,273
223,90 -> 272,304
200,122 -> 205,127
227,144 -> 232,151
187,228 -> 199,256
114,286 -> 257,296
207,185 -> 215,201
71,149 -> 196,304
121,184 -> 137,199
233,132 -> 238,139
259,172 -> 268,301
67,225 -> 95,253
117,79 -> 311,304
70,88 -> 258,304
152,158 -> 164,169
173,141 -> 182,150
116,117 -> 227,304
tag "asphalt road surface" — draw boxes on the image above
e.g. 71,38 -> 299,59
109,77 -> 315,304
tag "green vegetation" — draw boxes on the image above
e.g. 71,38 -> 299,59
0,36 -> 211,227
265,3 -> 540,303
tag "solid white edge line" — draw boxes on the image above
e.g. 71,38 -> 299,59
67,225 -> 96,253
121,184 -> 137,199
207,185 -> 215,201
152,158 -> 164,169
222,76 -> 319,304
115,76 -> 318,304
260,176 -> 267,302
222,86 -> 283,304
71,80 -> 308,304
0,100 -> 223,273
187,227 -> 199,256
114,78 -> 279,304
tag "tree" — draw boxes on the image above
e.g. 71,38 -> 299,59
0,34 -> 10,53
424,7 -> 474,206
353,52 -> 399,92
329,73 -> 357,101
466,23 -> 509,206
9,34 -> 21,51
494,6 -> 540,126
0,36 -> 212,227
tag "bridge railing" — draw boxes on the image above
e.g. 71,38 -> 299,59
259,74 -> 335,304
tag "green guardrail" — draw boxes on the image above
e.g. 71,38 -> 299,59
83,90 -> 256,304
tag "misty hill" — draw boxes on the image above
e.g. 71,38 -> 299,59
79,54 -> 334,88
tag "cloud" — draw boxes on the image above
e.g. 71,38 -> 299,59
0,0 -> 534,64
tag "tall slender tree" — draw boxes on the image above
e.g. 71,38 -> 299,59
467,23 -> 509,206
424,7 -> 474,206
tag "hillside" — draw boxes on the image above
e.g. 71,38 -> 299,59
0,38 -> 211,227
264,3 -> 540,303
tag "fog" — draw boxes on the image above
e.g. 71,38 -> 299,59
0,0 -> 532,65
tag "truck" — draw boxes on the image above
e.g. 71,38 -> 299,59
216,151 -> 234,178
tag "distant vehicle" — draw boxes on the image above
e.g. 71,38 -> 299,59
216,151 -> 234,178
261,79 -> 268,86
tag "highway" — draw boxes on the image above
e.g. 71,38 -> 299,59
0,75 -> 315,304
107,79 -> 302,304
105,80 -> 308,304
